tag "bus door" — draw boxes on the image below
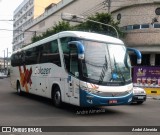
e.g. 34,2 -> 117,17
67,45 -> 80,106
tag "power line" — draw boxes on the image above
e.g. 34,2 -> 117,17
0,29 -> 40,34
81,1 -> 107,16
0,20 -> 14,21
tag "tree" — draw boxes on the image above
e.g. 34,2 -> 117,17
74,13 -> 123,37
31,13 -> 124,43
31,21 -> 72,43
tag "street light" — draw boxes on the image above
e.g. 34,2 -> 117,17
61,12 -> 119,38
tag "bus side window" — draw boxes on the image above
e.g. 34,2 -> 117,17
69,45 -> 79,77
12,53 -> 22,66
40,40 -> 61,66
60,37 -> 78,72
25,48 -> 38,65
50,40 -> 61,66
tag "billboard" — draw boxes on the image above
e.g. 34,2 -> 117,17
133,66 -> 160,88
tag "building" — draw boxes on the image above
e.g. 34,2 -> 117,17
13,0 -> 160,66
21,0 -> 107,46
110,0 -> 160,66
0,57 -> 4,69
13,0 -> 61,51
0,57 -> 10,70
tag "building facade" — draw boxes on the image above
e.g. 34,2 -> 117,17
13,0 -> 160,66
22,0 -> 107,45
13,0 -> 61,51
110,0 -> 160,66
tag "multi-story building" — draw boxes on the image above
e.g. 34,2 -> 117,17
110,0 -> 160,66
13,0 -> 61,51
14,0 -> 160,66
22,0 -> 107,45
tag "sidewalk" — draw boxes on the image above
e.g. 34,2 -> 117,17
147,95 -> 160,100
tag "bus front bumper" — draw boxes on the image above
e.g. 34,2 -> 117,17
80,89 -> 133,107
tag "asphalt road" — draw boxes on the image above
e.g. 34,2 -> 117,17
0,78 -> 160,135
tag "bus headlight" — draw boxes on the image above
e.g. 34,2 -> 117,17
127,89 -> 133,94
81,85 -> 99,93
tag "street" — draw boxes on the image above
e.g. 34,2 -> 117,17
0,78 -> 160,135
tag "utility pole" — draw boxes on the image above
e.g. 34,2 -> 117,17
107,0 -> 111,13
3,50 -> 5,70
6,48 -> 8,75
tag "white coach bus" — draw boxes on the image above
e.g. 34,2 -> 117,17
10,31 -> 141,107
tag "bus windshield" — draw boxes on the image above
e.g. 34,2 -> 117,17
81,40 -> 131,85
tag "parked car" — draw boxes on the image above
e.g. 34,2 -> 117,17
131,87 -> 147,104
0,72 -> 7,79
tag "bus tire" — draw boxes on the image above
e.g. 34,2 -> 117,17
17,81 -> 22,95
52,86 -> 62,107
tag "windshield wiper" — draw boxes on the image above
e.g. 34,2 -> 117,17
98,56 -> 108,84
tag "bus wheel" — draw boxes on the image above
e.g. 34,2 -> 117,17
52,87 -> 62,107
17,82 -> 22,95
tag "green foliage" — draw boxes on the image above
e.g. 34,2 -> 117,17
31,13 -> 124,43
74,13 -> 124,38
31,21 -> 72,43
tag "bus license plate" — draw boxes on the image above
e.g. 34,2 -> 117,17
109,100 -> 117,104
138,96 -> 144,99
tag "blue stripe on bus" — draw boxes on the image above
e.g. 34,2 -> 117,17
80,89 -> 133,107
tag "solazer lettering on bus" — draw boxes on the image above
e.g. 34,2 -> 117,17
35,67 -> 51,75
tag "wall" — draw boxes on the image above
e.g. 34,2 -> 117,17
110,1 -> 160,65
34,0 -> 61,19
24,0 -> 105,45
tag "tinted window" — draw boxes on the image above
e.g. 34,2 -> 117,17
12,40 -> 61,66
40,40 -> 61,66
141,24 -> 149,29
69,45 -> 79,76
60,37 -> 77,71
11,52 -> 25,66
154,24 -> 160,28
133,25 -> 140,29
25,47 -> 38,65
126,25 -> 133,30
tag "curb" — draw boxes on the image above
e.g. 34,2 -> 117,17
147,96 -> 160,100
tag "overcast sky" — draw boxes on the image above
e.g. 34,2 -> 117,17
0,0 -> 23,57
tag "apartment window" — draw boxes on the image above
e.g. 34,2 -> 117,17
154,24 -> 160,28
133,24 -> 140,29
141,24 -> 149,29
126,25 -> 133,30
